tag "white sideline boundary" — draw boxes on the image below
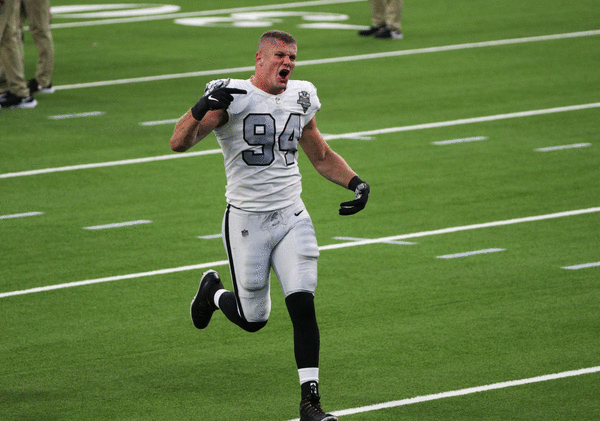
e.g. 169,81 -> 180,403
1,206 -> 598,299
286,366 -> 600,420
1,102 -> 598,179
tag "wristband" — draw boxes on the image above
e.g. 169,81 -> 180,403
348,175 -> 365,191
191,98 -> 209,121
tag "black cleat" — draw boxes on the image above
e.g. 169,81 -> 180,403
358,25 -> 383,36
0,91 -> 37,109
373,27 -> 403,40
300,392 -> 338,421
190,270 -> 224,329
28,78 -> 55,94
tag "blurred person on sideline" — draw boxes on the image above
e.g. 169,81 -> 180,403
358,0 -> 403,40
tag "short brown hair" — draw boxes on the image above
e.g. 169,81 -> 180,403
257,30 -> 296,51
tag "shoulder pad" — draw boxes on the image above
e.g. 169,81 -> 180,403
204,78 -> 231,95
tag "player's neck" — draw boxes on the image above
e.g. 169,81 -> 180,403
250,74 -> 286,96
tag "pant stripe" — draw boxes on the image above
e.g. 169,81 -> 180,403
223,205 -> 247,321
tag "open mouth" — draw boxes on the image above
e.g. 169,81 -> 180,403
279,69 -> 290,79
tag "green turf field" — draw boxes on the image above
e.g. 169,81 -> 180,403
1,0 -> 599,419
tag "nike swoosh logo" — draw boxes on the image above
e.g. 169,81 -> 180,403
208,95 -> 217,101
294,210 -> 304,216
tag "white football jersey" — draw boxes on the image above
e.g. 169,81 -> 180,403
210,78 -> 321,211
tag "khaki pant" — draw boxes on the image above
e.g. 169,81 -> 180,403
0,0 -> 28,97
21,0 -> 54,87
370,0 -> 403,32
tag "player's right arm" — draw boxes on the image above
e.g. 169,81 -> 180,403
170,86 -> 247,152
170,109 -> 225,152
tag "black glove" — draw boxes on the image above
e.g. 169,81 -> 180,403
339,176 -> 370,216
191,87 -> 247,121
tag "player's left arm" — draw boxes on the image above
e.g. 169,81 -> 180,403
299,116 -> 370,215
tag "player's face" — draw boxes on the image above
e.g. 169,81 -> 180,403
254,40 -> 297,95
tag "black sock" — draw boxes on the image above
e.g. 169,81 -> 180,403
285,292 -> 320,370
218,290 -> 267,333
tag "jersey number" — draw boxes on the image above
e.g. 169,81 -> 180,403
242,113 -> 301,166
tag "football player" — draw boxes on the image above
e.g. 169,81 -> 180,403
170,30 -> 370,421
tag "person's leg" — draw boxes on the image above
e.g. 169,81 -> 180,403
385,0 -> 403,32
219,205 -> 272,331
23,0 -> 54,90
369,0 -> 386,28
271,204 -> 337,420
0,0 -> 29,99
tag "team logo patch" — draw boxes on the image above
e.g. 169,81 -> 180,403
297,91 -> 311,113
241,229 -> 249,237
205,78 -> 230,95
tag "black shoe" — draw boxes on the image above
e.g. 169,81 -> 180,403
300,393 -> 338,421
373,27 -> 403,40
28,78 -> 55,94
190,270 -> 224,329
358,25 -> 383,36
0,91 -> 37,109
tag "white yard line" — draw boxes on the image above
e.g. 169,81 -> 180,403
53,30 -> 600,91
1,102 -> 597,180
0,261 -> 229,299
437,248 -> 505,259
47,0 -> 367,29
0,149 -> 222,179
286,366 -> 600,420
0,211 -> 44,220
48,111 -> 105,120
431,136 -> 488,145
535,143 -> 592,152
319,207 -> 600,251
321,102 -> 600,141
1,206 -> 598,299
333,236 -> 417,245
83,220 -> 153,230
562,262 -> 600,270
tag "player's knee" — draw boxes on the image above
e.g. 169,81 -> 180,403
285,291 -> 316,321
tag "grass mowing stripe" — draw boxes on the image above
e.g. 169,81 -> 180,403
2,103 -> 597,179
53,30 -> 600,91
285,366 -> 600,420
1,207 -> 598,299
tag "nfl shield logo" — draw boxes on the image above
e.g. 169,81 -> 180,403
241,229 -> 249,237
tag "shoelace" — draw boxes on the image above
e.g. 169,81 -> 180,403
301,396 -> 325,415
